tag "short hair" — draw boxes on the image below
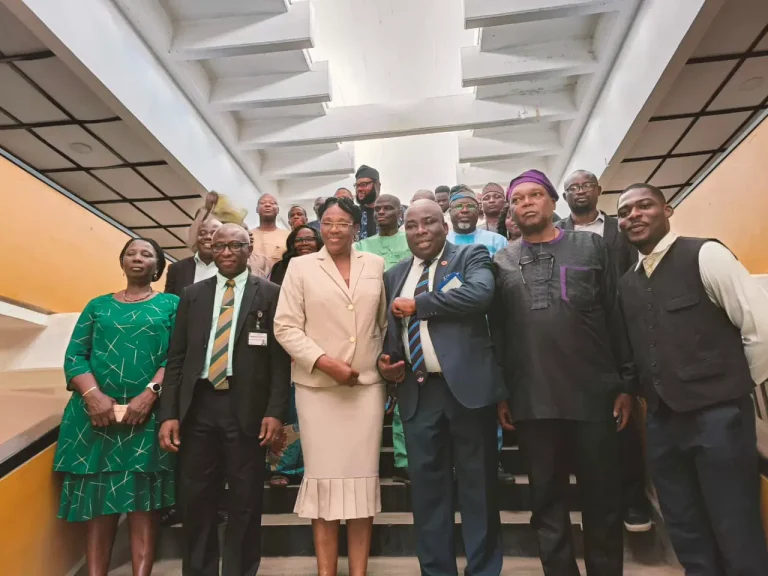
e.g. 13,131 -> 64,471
377,193 -> 401,208
567,169 -> 599,183
411,189 -> 435,202
289,205 -> 307,216
435,185 -> 450,196
119,237 -> 166,282
318,196 -> 362,225
257,194 -> 277,207
620,183 -> 667,204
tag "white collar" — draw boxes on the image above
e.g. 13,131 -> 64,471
574,211 -> 605,227
414,244 -> 446,268
215,268 -> 249,288
634,231 -> 678,271
194,252 -> 215,266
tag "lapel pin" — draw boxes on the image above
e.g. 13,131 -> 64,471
440,260 -> 448,266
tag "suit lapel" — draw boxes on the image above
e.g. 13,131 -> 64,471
235,276 -> 259,342
562,216 -> 575,231
603,213 -> 618,247
199,277 -> 217,340
348,248 -> 365,297
317,246 -> 352,299
182,258 -> 196,288
432,242 -> 457,291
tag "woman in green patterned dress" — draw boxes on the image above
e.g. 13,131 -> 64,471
54,237 -> 178,576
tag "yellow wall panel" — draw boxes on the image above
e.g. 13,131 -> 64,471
0,156 -> 131,313
672,118 -> 768,273
0,445 -> 85,575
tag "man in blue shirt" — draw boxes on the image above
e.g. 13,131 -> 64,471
447,185 -> 508,255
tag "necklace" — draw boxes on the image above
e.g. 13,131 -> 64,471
122,289 -> 154,302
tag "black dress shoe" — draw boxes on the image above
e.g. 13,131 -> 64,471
624,507 -> 653,532
392,467 -> 411,485
498,465 -> 516,484
161,507 -> 182,527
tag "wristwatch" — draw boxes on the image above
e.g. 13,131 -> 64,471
146,382 -> 162,395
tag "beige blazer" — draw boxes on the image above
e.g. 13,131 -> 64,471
274,247 -> 387,388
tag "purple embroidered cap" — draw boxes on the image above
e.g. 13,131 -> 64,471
507,169 -> 559,202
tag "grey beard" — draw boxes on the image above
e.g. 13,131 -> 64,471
457,222 -> 472,231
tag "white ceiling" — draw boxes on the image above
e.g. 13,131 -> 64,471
598,0 -> 768,214
111,0 -> 643,209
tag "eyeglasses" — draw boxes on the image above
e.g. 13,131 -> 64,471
565,182 -> 598,194
355,180 -> 375,189
294,237 -> 318,245
518,253 -> 555,286
320,221 -> 355,231
212,241 -> 249,253
450,203 -> 479,212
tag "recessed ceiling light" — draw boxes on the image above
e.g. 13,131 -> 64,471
69,142 -> 93,154
739,77 -> 764,92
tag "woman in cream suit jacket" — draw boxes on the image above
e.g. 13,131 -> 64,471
274,197 -> 387,576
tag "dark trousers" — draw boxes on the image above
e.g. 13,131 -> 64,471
646,396 -> 768,576
516,420 -> 623,576
620,408 -> 650,513
402,375 -> 502,576
180,383 -> 266,576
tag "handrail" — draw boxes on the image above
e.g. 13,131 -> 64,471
0,414 -> 61,479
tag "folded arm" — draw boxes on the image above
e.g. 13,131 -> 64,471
415,245 -> 495,319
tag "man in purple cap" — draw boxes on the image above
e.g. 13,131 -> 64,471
354,165 -> 381,240
490,169 -> 636,576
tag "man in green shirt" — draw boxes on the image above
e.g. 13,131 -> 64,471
355,194 -> 413,482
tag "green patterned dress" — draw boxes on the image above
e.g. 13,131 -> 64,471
54,293 -> 179,522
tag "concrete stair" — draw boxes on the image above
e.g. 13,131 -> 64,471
104,421 -> 675,574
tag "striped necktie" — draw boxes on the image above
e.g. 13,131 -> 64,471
408,259 -> 433,380
209,279 -> 235,389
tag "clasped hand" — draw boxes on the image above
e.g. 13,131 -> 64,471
391,297 -> 416,319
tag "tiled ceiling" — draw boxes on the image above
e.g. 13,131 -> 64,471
0,3 -> 199,261
600,0 -> 768,215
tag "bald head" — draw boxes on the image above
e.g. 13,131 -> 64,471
404,200 -> 447,260
412,189 -> 436,203
212,223 -> 252,278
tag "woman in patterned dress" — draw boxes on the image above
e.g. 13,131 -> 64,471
54,238 -> 178,576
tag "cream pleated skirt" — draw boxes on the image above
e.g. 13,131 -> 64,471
294,382 -> 386,520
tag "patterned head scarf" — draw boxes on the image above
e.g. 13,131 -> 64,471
507,169 -> 559,201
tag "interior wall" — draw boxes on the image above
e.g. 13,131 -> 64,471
0,445 -> 86,576
0,156 -> 137,313
672,116 -> 768,273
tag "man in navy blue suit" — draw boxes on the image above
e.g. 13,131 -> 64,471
378,199 -> 506,576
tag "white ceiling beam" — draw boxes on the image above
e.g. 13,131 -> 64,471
261,144 -> 354,179
240,90 -> 576,149
461,39 -> 597,88
459,129 -> 562,163
170,1 -> 312,60
462,39 -> 597,87
278,175 -> 355,202
464,0 -> 627,28
457,158 -> 549,187
210,61 -> 330,111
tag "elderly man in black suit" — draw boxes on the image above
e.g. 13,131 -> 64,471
158,223 -> 291,576
165,217 -> 222,297
556,169 -> 651,533
378,199 -> 506,576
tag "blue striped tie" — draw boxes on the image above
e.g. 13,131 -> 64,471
408,259 -> 433,377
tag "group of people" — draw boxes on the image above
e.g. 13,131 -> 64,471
53,161 -> 768,576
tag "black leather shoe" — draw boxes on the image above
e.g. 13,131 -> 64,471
392,467 -> 411,485
624,507 -> 653,532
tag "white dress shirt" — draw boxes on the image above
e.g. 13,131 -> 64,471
200,269 -> 249,379
573,211 -> 606,236
637,232 -> 768,385
193,252 -> 218,283
400,246 -> 445,373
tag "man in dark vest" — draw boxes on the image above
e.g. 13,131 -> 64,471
616,183 -> 768,575
557,169 -> 651,533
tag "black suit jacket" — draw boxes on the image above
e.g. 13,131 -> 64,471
165,256 -> 196,297
557,212 -> 637,276
158,274 -> 291,435
382,242 -> 506,421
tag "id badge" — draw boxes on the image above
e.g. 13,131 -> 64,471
249,332 -> 268,346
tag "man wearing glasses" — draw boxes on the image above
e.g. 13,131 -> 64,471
160,224 -> 291,576
557,170 -> 652,535
354,165 -> 382,240
491,169 -> 636,576
447,185 -> 508,256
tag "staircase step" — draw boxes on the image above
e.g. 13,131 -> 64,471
110,557 -> 681,576
263,476 -> 580,514
152,512 -> 584,558
379,445 -> 527,477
